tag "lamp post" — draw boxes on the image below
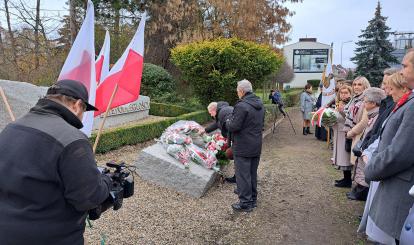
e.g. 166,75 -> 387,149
341,40 -> 353,66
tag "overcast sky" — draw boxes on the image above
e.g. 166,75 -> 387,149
2,0 -> 413,68
284,0 -> 414,68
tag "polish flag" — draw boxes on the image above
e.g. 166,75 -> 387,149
58,0 -> 96,136
96,30 -> 110,85
94,13 -> 146,117
311,107 -> 325,127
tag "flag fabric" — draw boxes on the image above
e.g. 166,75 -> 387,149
96,30 -> 111,85
94,13 -> 146,117
58,0 -> 96,136
321,43 -> 336,107
311,107 -> 325,127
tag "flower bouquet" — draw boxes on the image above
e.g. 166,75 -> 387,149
311,108 -> 337,127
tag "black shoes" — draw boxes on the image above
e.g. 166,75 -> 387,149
232,202 -> 253,212
303,127 -> 307,135
335,179 -> 352,188
335,178 -> 344,183
225,175 -> 237,184
306,127 -> 313,134
346,185 -> 369,201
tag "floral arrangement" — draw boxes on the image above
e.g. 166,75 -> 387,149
205,133 -> 229,154
311,108 -> 337,127
158,120 -> 223,169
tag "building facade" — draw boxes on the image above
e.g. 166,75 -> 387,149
283,38 -> 331,88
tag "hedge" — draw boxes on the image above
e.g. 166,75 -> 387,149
90,110 -> 210,154
282,90 -> 302,107
307,79 -> 320,88
149,102 -> 193,117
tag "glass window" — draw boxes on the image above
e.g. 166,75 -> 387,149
293,49 -> 329,73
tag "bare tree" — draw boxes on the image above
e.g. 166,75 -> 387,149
3,0 -> 17,65
34,0 -> 40,68
0,22 -> 4,62
69,0 -> 77,44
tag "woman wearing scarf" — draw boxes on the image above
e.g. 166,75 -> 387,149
343,76 -> 371,193
358,73 -> 408,244
333,85 -> 353,187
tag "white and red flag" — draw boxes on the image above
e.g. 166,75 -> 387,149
58,0 -> 96,136
95,30 -> 111,85
94,13 -> 146,116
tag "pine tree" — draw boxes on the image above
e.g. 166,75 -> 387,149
351,2 -> 398,87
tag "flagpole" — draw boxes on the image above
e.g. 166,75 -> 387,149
326,127 -> 330,149
0,86 -> 15,122
93,84 -> 118,153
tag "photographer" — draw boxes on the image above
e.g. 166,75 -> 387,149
269,89 -> 287,117
0,80 -> 111,245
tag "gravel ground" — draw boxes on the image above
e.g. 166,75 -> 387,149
86,109 -> 364,245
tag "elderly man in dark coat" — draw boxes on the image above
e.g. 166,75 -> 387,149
226,79 -> 265,212
205,101 -> 233,138
205,101 -> 236,183
365,50 -> 414,243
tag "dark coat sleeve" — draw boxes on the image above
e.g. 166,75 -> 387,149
226,104 -> 248,133
365,106 -> 414,182
205,121 -> 219,133
58,139 -> 111,212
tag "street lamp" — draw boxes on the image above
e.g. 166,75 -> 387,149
341,40 -> 353,66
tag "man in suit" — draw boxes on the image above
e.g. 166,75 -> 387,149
365,50 -> 414,243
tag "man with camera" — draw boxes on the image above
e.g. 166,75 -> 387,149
269,89 -> 287,117
0,80 -> 112,245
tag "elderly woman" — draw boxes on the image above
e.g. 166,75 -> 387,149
347,87 -> 386,201
333,85 -> 353,187
358,73 -> 408,244
300,84 -> 315,135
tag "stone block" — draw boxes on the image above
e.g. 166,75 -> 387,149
93,95 -> 150,130
135,143 -> 218,198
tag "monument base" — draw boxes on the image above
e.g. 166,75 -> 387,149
135,143 -> 218,198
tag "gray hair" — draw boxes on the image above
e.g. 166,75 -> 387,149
363,87 -> 386,105
237,79 -> 253,93
383,67 -> 400,76
207,102 -> 217,111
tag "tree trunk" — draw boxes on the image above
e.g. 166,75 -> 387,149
34,0 -> 41,68
69,0 -> 77,44
0,22 -> 4,62
113,8 -> 120,61
4,0 -> 17,65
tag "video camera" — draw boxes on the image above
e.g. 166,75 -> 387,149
88,161 -> 135,220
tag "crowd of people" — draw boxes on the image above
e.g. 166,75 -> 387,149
301,50 -> 414,244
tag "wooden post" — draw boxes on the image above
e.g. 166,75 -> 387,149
327,126 -> 330,149
93,84 -> 118,153
0,86 -> 15,121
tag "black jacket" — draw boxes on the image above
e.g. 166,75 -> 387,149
226,92 -> 265,157
205,101 -> 234,138
361,96 -> 395,150
0,99 -> 111,245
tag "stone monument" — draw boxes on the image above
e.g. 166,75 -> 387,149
0,80 -> 48,130
93,95 -> 150,130
0,79 -> 151,132
136,143 -> 218,198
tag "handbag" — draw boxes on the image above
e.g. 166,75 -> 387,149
345,138 -> 352,152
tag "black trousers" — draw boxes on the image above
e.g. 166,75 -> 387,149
234,155 -> 260,205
